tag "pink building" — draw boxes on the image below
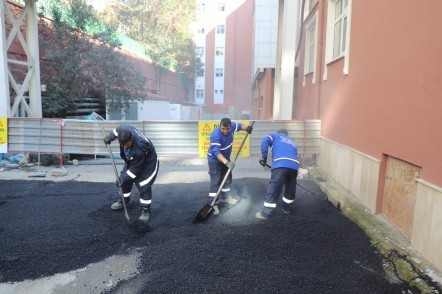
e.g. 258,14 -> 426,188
295,0 -> 442,271
195,0 -> 254,119
253,0 -> 442,272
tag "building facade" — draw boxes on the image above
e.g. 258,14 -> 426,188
251,0 -> 442,273
194,0 -> 254,119
294,0 -> 442,271
250,0 -> 278,120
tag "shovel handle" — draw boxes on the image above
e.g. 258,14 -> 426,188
210,121 -> 255,206
106,143 -> 131,223
95,117 -> 131,223
231,121 -> 255,164
106,143 -> 121,185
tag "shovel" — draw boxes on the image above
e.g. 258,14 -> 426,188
194,121 -> 255,223
92,112 -> 131,224
106,143 -> 131,224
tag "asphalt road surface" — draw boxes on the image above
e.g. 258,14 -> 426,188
0,177 -> 418,293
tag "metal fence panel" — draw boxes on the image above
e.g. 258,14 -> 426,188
143,121 -> 200,156
6,118 -> 321,158
7,118 -> 62,154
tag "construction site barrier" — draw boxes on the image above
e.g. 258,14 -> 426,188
5,118 -> 321,166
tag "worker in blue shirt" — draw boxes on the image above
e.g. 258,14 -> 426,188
104,125 -> 159,223
207,118 -> 253,214
256,128 -> 300,219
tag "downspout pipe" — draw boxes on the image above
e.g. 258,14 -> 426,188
295,0 -> 306,61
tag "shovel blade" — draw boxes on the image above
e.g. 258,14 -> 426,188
123,209 -> 131,224
119,190 -> 131,224
194,203 -> 214,223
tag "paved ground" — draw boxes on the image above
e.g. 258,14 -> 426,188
0,156 -> 441,293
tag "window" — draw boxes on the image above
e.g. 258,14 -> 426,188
304,14 -> 318,78
303,0 -> 318,20
215,90 -> 218,94
216,47 -> 224,56
216,68 -> 224,77
196,89 -> 204,99
217,3 -> 225,11
333,0 -> 347,59
216,25 -> 225,34
198,28 -> 205,34
196,47 -> 204,58
324,0 -> 352,78
199,3 -> 206,13
196,63 -> 205,77
197,67 -> 205,77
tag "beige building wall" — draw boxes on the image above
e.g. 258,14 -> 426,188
321,137 -> 442,272
319,138 -> 380,212
412,180 -> 442,271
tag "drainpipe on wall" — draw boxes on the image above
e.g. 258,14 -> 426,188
316,0 -> 326,120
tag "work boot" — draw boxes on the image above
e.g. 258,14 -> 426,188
111,199 -> 129,210
255,211 -> 268,220
219,195 -> 238,205
139,210 -> 150,222
213,205 -> 219,215
281,205 -> 293,215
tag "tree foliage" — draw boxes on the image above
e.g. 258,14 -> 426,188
99,0 -> 198,77
38,0 -> 146,117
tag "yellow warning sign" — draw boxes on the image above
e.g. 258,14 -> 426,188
0,117 -> 8,153
198,120 -> 251,158
202,123 -> 211,132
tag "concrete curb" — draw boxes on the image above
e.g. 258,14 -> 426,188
308,167 -> 442,293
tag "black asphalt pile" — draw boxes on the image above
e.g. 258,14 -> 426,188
0,178 -> 417,293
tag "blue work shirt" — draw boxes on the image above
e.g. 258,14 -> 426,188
261,133 -> 299,171
207,122 -> 244,163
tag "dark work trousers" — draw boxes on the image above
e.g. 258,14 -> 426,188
261,167 -> 298,217
208,161 -> 232,204
120,159 -> 159,212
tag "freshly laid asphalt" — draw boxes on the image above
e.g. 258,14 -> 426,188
0,158 -> 424,293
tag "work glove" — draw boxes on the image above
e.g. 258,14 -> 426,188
115,180 -> 122,187
259,158 -> 267,167
103,134 -> 113,145
245,125 -> 253,134
225,160 -> 235,170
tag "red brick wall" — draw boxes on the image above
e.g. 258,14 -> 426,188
5,1 -> 191,107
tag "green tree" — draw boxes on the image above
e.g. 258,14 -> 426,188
38,0 -> 146,117
99,0 -> 198,77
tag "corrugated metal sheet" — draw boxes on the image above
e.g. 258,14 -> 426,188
6,118 -> 321,158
